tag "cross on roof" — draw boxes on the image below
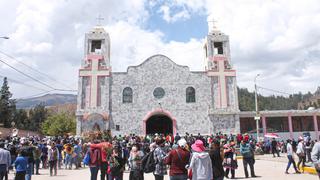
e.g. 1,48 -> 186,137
96,14 -> 104,26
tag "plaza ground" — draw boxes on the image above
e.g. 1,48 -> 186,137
7,154 -> 317,180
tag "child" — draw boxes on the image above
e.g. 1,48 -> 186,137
14,151 -> 28,180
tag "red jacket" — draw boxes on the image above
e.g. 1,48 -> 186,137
90,142 -> 112,163
165,147 -> 190,176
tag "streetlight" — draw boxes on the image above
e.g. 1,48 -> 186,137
0,36 -> 9,39
254,74 -> 260,141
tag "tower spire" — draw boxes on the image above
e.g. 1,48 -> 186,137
96,14 -> 104,26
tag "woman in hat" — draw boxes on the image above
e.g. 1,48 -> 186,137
189,140 -> 212,180
223,142 -> 238,179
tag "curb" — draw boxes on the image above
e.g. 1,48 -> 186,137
301,166 -> 317,175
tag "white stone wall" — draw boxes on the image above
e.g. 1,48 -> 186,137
110,55 -> 212,135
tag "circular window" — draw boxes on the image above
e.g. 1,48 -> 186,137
153,87 -> 165,99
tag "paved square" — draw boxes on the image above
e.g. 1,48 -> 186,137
8,158 -> 317,180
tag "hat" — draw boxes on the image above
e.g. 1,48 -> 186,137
191,140 -> 205,152
178,138 -> 187,148
223,144 -> 232,153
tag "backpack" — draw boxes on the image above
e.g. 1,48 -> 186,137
141,150 -> 156,173
83,151 -> 90,165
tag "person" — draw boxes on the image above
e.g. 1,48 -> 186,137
108,148 -> 125,180
73,141 -> 82,169
296,137 -> 306,173
128,145 -> 144,180
64,143 -> 74,170
89,141 -> 101,180
20,140 -> 34,180
285,139 -> 300,174
153,139 -> 168,180
223,143 -> 237,179
14,150 -> 28,180
240,140 -> 256,178
271,138 -> 280,157
90,139 -> 112,180
48,142 -> 59,176
189,140 -> 212,180
311,140 -> 320,177
165,138 -> 190,180
41,142 -> 48,169
33,143 -> 41,175
0,142 -> 10,180
209,140 -> 224,180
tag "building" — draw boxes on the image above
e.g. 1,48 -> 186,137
76,20 -> 240,136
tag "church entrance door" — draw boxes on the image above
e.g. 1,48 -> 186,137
146,114 -> 173,135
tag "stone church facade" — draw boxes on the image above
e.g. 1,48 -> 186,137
76,22 -> 240,136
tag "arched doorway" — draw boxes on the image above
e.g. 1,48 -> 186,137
146,114 -> 173,135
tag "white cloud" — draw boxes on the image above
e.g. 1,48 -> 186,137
0,0 -> 320,99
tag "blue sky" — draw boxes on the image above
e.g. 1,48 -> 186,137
145,3 -> 208,42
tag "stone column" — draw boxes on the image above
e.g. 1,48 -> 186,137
288,114 -> 293,139
313,114 -> 319,140
262,116 -> 267,135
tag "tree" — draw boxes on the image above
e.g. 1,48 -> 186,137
28,103 -> 47,131
12,109 -> 29,129
0,77 -> 16,127
41,113 -> 76,136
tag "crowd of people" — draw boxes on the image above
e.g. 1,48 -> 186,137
0,132 -> 319,180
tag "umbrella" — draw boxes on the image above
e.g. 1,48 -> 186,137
264,133 -> 280,138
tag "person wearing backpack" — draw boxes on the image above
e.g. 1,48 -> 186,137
89,141 -> 102,180
48,142 -> 59,176
108,148 -> 125,180
153,139 -> 168,180
164,138 -> 190,180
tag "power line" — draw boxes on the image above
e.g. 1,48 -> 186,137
0,58 -> 77,92
0,50 -> 76,90
257,85 -> 292,95
0,75 -> 49,92
15,90 -> 54,100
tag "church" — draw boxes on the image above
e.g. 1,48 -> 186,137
76,21 -> 240,136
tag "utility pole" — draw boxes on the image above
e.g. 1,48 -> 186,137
254,74 -> 260,142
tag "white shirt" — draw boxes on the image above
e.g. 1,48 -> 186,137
296,142 -> 305,154
287,143 -> 293,156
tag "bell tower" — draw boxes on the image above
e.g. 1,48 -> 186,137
76,25 -> 112,135
204,18 -> 239,111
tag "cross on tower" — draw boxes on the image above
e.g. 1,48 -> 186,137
96,14 -> 104,26
79,55 -> 110,108
208,57 -> 236,108
208,18 -> 219,32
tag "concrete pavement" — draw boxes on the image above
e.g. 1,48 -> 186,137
7,158 -> 317,180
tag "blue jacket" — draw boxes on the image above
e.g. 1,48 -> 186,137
14,156 -> 28,172
240,143 -> 253,158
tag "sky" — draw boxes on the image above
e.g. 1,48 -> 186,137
0,0 -> 320,98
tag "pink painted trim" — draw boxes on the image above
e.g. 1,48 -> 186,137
288,113 -> 293,139
142,108 -> 177,135
86,54 -> 104,60
213,56 -> 227,61
262,116 -> 267,135
313,114 -> 319,140
224,76 -> 228,107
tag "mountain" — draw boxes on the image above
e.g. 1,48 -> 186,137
16,94 -> 77,109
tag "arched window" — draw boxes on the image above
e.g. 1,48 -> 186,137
186,87 -> 196,103
123,87 -> 133,103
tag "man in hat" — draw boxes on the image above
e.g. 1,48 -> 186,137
165,138 -> 190,180
189,140 -> 212,180
296,137 -> 306,172
0,142 -> 10,180
240,140 -> 256,178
